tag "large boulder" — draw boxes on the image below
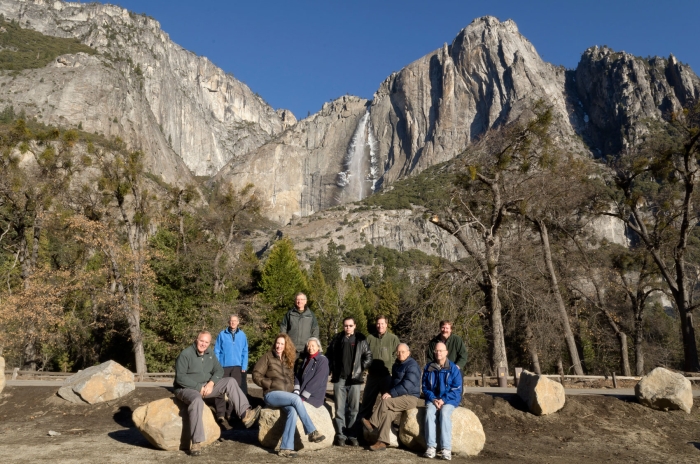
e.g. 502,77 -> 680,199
398,407 -> 485,456
0,356 -> 5,395
258,402 -> 334,451
635,367 -> 693,414
57,360 -> 134,404
132,397 -> 220,450
517,370 -> 565,415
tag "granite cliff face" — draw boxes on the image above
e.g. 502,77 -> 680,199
0,0 -> 292,178
218,16 -> 699,224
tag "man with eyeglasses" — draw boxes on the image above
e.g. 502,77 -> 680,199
280,292 -> 319,359
326,316 -> 372,447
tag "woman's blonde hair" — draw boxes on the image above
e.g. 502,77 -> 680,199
274,333 -> 296,369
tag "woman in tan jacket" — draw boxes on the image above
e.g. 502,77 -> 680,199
252,334 -> 325,457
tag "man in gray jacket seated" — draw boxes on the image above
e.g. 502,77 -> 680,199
174,331 -> 261,456
362,343 -> 422,451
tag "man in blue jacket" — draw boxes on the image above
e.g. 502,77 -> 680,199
362,343 -> 422,451
214,314 -> 249,427
422,341 -> 462,461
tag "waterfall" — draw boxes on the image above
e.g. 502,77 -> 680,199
337,109 -> 379,202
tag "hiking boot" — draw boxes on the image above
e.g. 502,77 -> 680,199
242,406 -> 261,428
278,449 -> 298,458
439,449 -> 452,461
217,416 -> 232,431
308,430 -> 325,443
369,441 -> 387,451
361,418 -> 376,433
334,435 -> 346,447
189,442 -> 203,457
423,446 -> 436,459
346,437 -> 359,447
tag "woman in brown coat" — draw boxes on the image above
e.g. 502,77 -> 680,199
252,334 -> 325,457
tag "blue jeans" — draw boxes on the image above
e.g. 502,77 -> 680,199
425,402 -> 455,450
264,391 -> 316,450
333,377 -> 361,439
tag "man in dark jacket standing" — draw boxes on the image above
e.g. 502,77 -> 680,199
174,331 -> 260,456
359,315 -> 400,420
280,292 -> 319,359
362,343 -> 422,451
326,317 -> 372,447
425,320 -> 468,370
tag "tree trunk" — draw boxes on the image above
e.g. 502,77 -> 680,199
521,310 -> 541,374
557,357 -> 565,376
536,220 -> 584,375
678,305 -> 700,372
127,304 -> 147,375
634,309 -> 644,376
617,332 -> 631,377
485,280 -> 508,373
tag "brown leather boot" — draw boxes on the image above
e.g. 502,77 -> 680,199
369,441 -> 387,451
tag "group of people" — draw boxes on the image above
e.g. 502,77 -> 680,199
173,292 -> 468,460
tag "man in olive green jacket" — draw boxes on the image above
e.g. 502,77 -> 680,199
174,331 -> 260,456
280,292 -> 319,359
360,315 -> 400,419
425,320 -> 468,370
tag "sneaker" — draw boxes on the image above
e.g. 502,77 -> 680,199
308,430 -> 325,443
278,449 -> 298,458
369,441 -> 387,451
423,446 -> 436,459
216,416 -> 232,431
439,449 -> 451,461
361,418 -> 376,433
189,442 -> 203,457
346,437 -> 360,447
334,435 -> 347,447
242,406 -> 261,428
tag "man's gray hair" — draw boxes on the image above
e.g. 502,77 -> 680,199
228,314 -> 239,320
397,343 -> 410,352
306,337 -> 323,353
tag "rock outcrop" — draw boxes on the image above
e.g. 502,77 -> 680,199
57,360 -> 134,404
258,403 -> 334,451
635,367 -> 693,414
214,96 -> 369,223
398,407 -> 485,456
0,0 -> 291,177
0,357 -> 5,395
516,370 -> 566,415
132,397 -> 220,450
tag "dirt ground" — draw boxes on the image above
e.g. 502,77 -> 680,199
0,385 -> 698,463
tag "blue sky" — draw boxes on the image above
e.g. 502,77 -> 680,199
108,1 -> 700,119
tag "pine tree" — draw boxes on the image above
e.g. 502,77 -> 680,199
260,237 -> 308,325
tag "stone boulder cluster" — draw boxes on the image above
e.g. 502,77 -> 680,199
57,360 -> 135,405
257,403 -> 485,456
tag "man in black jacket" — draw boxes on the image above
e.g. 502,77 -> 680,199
326,317 -> 372,447
361,343 -> 422,451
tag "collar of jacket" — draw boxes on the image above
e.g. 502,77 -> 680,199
427,359 -> 452,372
227,327 -> 240,335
